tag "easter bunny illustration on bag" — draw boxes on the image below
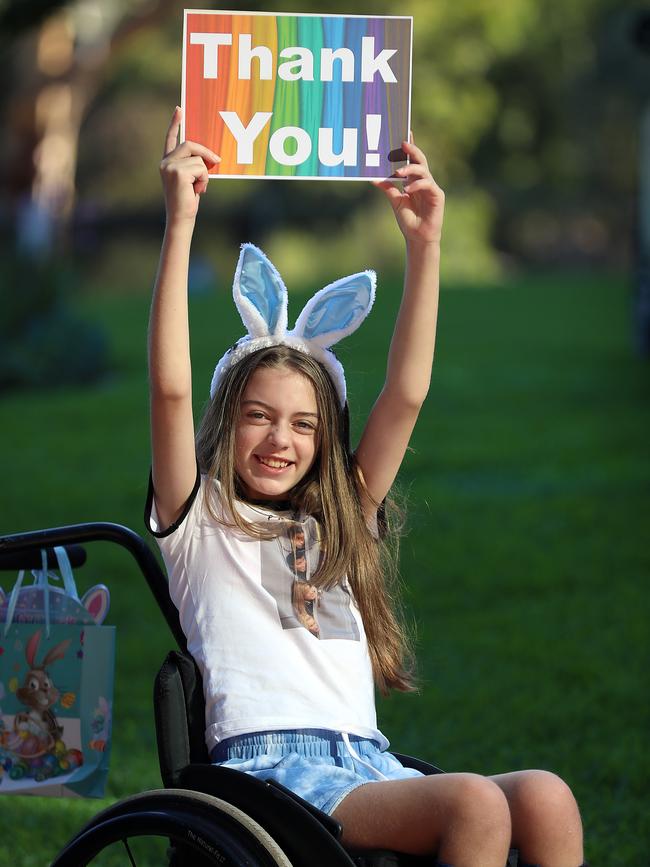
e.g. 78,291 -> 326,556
14,630 -> 71,751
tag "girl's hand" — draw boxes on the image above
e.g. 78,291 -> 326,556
159,107 -> 220,225
374,137 -> 445,246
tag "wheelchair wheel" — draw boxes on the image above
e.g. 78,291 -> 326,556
51,788 -> 293,866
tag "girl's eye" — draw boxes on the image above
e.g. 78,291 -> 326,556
294,420 -> 316,432
247,411 -> 267,421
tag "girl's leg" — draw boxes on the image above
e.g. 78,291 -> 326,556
489,770 -> 584,867
332,772 -> 511,867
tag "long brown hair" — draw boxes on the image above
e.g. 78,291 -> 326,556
195,345 -> 415,693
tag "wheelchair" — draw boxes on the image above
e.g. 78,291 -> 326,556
0,522 -> 517,867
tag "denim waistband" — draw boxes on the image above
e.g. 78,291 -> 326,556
210,728 -> 377,763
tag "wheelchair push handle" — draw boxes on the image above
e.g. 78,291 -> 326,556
0,521 -> 186,651
0,543 -> 87,572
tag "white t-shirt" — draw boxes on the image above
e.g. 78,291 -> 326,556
146,473 -> 388,754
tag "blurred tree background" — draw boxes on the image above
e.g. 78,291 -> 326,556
0,0 -> 646,302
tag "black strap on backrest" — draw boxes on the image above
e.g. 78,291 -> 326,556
154,650 -> 209,787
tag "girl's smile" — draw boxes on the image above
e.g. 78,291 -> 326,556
255,455 -> 293,470
235,366 -> 319,501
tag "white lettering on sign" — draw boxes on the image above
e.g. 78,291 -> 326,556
219,111 -> 273,164
319,128 -> 358,167
269,127 -> 312,166
189,33 -> 232,79
361,37 -> 397,83
278,47 -> 314,82
192,34 -> 397,83
321,47 -> 355,82
238,34 -> 273,80
219,110 -> 371,169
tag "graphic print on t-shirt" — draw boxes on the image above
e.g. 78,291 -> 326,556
259,517 -> 360,641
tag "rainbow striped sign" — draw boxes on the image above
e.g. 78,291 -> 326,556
182,10 -> 412,180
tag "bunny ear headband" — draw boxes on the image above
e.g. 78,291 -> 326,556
210,243 -> 376,406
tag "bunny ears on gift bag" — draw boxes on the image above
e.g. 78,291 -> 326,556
210,244 -> 376,406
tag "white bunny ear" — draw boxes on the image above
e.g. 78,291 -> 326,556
290,271 -> 376,349
210,246 -> 376,406
233,243 -> 288,339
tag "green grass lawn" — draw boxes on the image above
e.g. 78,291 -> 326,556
0,270 -> 648,864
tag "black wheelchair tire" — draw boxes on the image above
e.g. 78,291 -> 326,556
51,788 -> 293,867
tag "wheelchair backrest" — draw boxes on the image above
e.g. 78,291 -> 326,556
154,649 -> 210,787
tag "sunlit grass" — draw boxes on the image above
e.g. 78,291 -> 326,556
0,270 -> 647,865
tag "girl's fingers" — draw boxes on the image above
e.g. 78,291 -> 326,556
372,179 -> 407,210
394,162 -> 430,182
402,138 -> 428,171
161,142 -> 221,177
161,155 -> 213,179
188,161 -> 212,185
191,160 -> 210,194
162,108 -> 220,165
193,162 -> 210,182
169,140 -> 221,167
395,163 -> 444,199
163,107 -> 182,158
400,178 -> 439,198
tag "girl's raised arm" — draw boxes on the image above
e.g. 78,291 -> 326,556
149,108 -> 220,528
355,138 -> 444,514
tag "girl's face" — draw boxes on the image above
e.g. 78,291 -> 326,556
235,365 -> 320,501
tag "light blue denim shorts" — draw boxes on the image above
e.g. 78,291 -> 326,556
210,728 -> 424,815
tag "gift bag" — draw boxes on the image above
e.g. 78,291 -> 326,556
0,547 -> 115,797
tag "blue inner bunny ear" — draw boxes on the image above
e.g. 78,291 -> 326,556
301,275 -> 373,340
239,246 -> 285,334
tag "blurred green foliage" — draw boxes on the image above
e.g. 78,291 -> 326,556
59,0 -> 644,289
0,253 -> 109,392
0,0 -> 643,294
0,0 -> 650,396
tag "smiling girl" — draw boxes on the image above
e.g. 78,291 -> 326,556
145,107 -> 586,867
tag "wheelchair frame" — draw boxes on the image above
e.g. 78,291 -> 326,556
0,522 -> 516,867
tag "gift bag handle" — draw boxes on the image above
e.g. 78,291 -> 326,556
31,546 -> 80,595
47,546 -> 80,599
3,564 -> 30,637
36,545 -> 80,637
4,546 -> 80,637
